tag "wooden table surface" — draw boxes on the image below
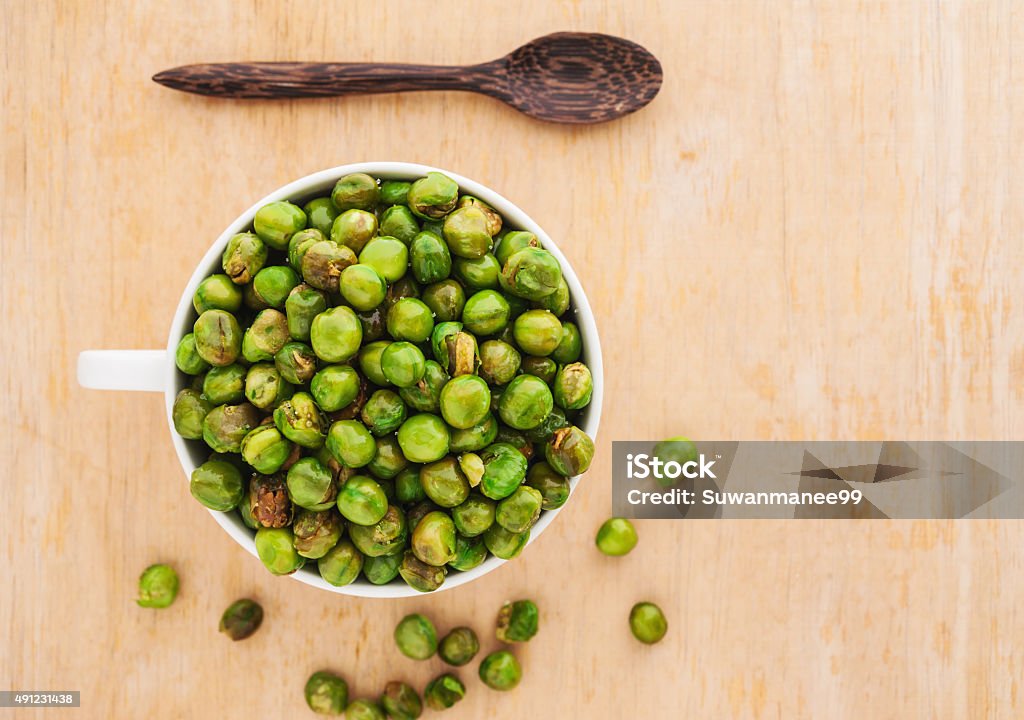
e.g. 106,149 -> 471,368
4,1 -> 1023,717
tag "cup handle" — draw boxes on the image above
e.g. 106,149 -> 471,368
77,350 -> 167,393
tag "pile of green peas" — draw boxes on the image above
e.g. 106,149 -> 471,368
172,171 -> 597,592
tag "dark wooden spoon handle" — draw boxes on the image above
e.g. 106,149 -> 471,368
152,61 -> 510,100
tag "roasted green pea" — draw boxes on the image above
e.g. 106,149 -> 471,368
526,461 -> 570,510
242,308 -> 290,362
194,309 -> 243,367
443,205 -> 492,258
630,602 -> 668,644
286,456 -> 337,511
243,363 -> 290,410
397,414 -> 450,464
652,436 -> 698,488
361,389 -> 408,436
552,321 -> 582,363
512,310 -> 562,356
358,340 -> 392,386
438,627 -> 480,667
219,598 -> 264,641
454,253 -> 501,289
399,360 -> 449,413
293,509 -> 344,559
240,424 -> 293,475
332,172 -> 379,211
495,486 -> 543,533
411,511 -> 456,566
479,340 -> 521,385
248,473 -> 293,528
254,201 -> 306,250
553,362 -> 593,410
253,265 -> 300,308
202,403 -> 261,453
462,290 -> 510,336
494,230 -> 539,267
450,533 -> 487,571
386,298 -> 435,342
274,341 -> 318,384
439,375 -> 490,429
305,670 -> 348,715
495,426 -> 534,461
395,467 -> 426,504
243,282 -> 269,311
190,459 -> 244,511
545,426 -> 595,476
420,457 -> 471,508
498,375 -> 553,430
175,333 -> 210,375
349,503 -> 407,557
407,172 -> 458,219
596,517 -> 638,557
337,475 -> 388,525
310,364 -> 360,412
430,322 -> 462,368
358,306 -> 387,342
255,526 -> 305,575
478,650 -> 522,691
523,405 -> 568,443
302,240 -> 357,293
345,700 -> 384,720
532,274 -> 571,317
449,413 -> 498,453
193,274 -> 243,314
421,279 -> 465,322
457,195 -> 502,234
399,549 -> 447,592
363,552 -> 404,585
311,306 -> 362,363
330,208 -> 378,254
287,228 -> 322,274
497,600 -> 539,643
274,392 -> 327,449
499,247 -> 562,300
137,564 -> 179,609
327,420 -> 377,468
173,388 -> 212,440
302,196 -> 340,236
394,613 -> 438,659
222,231 -> 267,284
424,674 -> 465,711
504,292 -> 531,320
380,681 -> 421,720
380,205 -> 420,245
409,230 -> 452,284
380,342 -> 426,388
284,284 -> 327,341
478,442 -> 528,500
452,494 -> 495,537
318,537 -> 363,586
520,355 -> 557,383
384,274 -> 421,310
339,264 -> 387,311
379,180 -> 411,206
359,236 -> 409,282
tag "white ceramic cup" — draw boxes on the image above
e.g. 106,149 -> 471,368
77,162 -> 603,597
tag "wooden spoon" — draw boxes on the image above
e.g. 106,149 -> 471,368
152,32 -> 663,124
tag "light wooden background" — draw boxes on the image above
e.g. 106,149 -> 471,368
3,1 -> 1023,718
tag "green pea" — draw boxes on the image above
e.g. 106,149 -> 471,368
349,504 -> 407,557
442,205 -> 492,258
311,306 -> 363,363
173,388 -> 212,439
193,309 -> 242,367
363,552 -> 403,585
596,517 -> 638,556
449,413 -> 498,453
499,247 -> 562,300
190,459 -> 244,511
254,201 -> 307,250
411,511 -> 457,566
366,435 -> 409,480
526,461 -> 570,510
453,253 -> 501,289
553,362 -> 593,410
479,443 -> 528,500
551,321 -> 582,363
359,236 -> 409,282
397,414 -> 450,464
336,475 -> 388,526
253,265 -> 299,308
478,650 -> 522,691
193,274 -> 243,314
420,456 -> 471,508
533,275 -> 571,316
240,425 -> 293,475
274,341 -> 318,384
478,340 -> 521,385
310,364 -> 361,412
398,360 -> 449,413
293,509 -> 344,559
222,231 -> 267,284
175,333 -> 210,375
379,180 -> 411,206
360,389 -> 408,436
410,230 -> 452,284
380,205 -> 420,245
242,308 -> 290,362
399,549 -> 447,592
520,355 -> 557,383
424,673 -> 465,711
287,228 -> 322,274
629,602 -> 668,644
497,599 -> 539,643
339,264 -> 387,311
302,196 -> 340,236
284,284 -> 328,341
136,564 -> 179,609
332,172 -> 379,211
318,537 -> 364,586
386,298 -> 435,342
407,172 -> 458,219
462,290 -> 510,336
449,533 -> 488,571
494,230 -> 539,266
545,426 -> 596,476
358,340 -> 392,386
327,420 -> 377,468
452,493 -> 496,537
301,240 -> 357,294
495,485 -> 543,534
202,403 -> 261,453
304,670 -> 348,715
394,613 -> 438,659
255,526 -> 306,575
331,208 -> 378,254
380,342 -> 427,388
421,279 -> 466,322
273,392 -> 327,449
286,456 -> 337,512
439,374 -> 491,429
498,375 -> 553,430
512,310 -> 562,356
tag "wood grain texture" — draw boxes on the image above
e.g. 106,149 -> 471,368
2,1 -> 1023,718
